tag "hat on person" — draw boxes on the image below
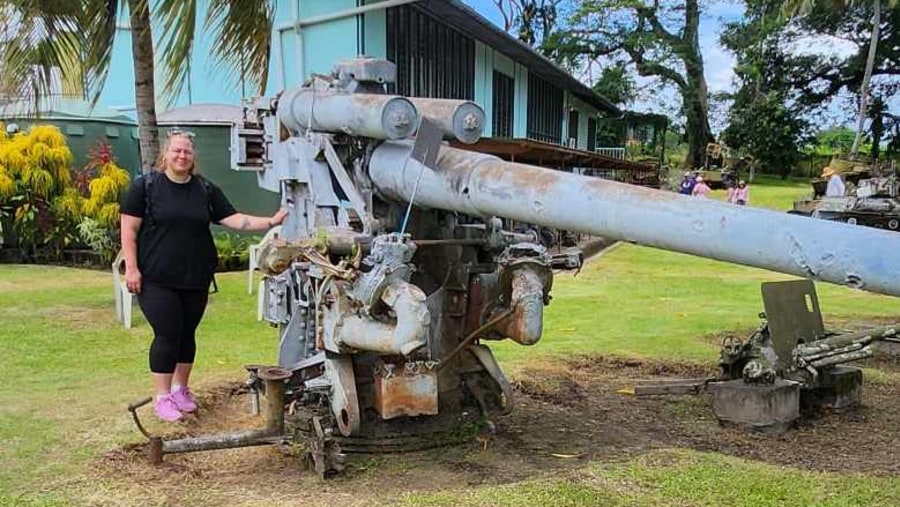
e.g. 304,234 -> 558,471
738,180 -> 746,186
684,171 -> 691,177
821,166 -> 835,178
695,176 -> 704,182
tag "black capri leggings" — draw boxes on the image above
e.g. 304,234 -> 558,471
138,283 -> 209,374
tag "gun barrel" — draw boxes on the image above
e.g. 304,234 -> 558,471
369,142 -> 900,297
406,98 -> 485,144
795,325 -> 900,356
278,88 -> 418,140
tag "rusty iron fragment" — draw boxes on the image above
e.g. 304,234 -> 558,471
373,360 -> 439,419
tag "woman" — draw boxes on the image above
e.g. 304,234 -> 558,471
120,130 -> 287,422
691,175 -> 711,198
734,180 -> 749,205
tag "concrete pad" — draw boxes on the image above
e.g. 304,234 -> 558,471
802,365 -> 862,411
710,379 -> 799,432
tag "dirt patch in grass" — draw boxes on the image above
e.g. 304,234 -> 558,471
91,337 -> 900,506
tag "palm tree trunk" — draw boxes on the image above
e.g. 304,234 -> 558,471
129,0 -> 159,174
850,0 -> 881,157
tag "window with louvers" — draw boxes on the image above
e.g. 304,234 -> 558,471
526,73 -> 563,144
492,71 -> 514,138
386,5 -> 475,100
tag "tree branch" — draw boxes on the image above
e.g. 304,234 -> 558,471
634,5 -> 682,48
625,46 -> 687,89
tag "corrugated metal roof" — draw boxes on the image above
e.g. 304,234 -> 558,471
0,96 -> 137,124
428,0 -> 621,116
158,103 -> 243,125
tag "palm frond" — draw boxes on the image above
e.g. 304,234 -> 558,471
80,0 -> 122,105
0,1 -> 84,109
205,0 -> 274,97
154,0 -> 198,106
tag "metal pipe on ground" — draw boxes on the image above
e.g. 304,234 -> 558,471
160,369 -> 290,456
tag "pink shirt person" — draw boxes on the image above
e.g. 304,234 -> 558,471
692,176 -> 711,197
733,181 -> 749,205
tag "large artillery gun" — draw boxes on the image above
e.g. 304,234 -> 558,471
130,58 -> 900,475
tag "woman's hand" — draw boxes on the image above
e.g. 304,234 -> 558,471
269,208 -> 288,227
125,267 -> 142,294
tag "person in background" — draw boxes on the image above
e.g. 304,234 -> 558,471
120,129 -> 288,422
726,182 -> 737,204
679,171 -> 696,195
692,175 -> 711,198
822,166 -> 846,197
733,180 -> 749,205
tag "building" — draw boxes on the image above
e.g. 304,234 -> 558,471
0,97 -> 141,173
101,0 -> 656,180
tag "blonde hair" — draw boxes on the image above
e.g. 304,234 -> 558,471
155,132 -> 197,174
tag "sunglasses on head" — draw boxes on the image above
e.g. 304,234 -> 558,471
166,127 -> 196,139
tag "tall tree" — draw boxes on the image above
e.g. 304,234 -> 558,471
0,0 -> 274,173
721,0 -> 810,176
784,0 -> 899,157
548,1 -> 714,167
492,0 -> 561,46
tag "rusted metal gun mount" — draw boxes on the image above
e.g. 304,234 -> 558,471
174,56 -> 900,469
718,280 -> 899,389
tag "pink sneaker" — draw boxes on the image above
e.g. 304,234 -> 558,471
170,386 -> 198,413
154,394 -> 183,422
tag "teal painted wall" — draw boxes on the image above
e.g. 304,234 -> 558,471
474,41 -> 493,134
96,0 -> 599,151
362,0 -> 387,58
474,41 -> 530,138
563,94 -> 601,150
271,0 -> 300,92
514,63 -> 528,138
296,0 -> 359,84
102,3 -> 250,115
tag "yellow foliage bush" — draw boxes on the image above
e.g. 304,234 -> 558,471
0,125 -> 73,201
0,124 -> 131,260
0,167 -> 13,199
52,188 -> 84,220
28,125 -> 68,148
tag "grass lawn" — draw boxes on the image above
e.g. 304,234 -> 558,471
2,176 -> 899,506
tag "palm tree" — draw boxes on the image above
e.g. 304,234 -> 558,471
784,0 -> 898,157
0,0 -> 275,173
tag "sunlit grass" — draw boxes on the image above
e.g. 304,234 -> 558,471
2,176 -> 898,506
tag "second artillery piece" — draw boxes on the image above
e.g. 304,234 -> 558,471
632,279 -> 899,430
132,58 -> 900,475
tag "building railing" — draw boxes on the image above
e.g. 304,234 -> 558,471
594,146 -> 626,160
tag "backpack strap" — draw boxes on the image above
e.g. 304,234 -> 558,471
193,173 -> 214,218
142,171 -> 161,228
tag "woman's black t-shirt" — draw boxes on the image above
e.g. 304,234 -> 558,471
120,172 -> 237,290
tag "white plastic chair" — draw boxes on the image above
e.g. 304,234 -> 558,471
112,249 -> 134,329
248,225 -> 282,294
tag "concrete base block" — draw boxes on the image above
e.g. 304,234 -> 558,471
802,365 -> 862,411
710,379 -> 800,431
875,340 -> 900,357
